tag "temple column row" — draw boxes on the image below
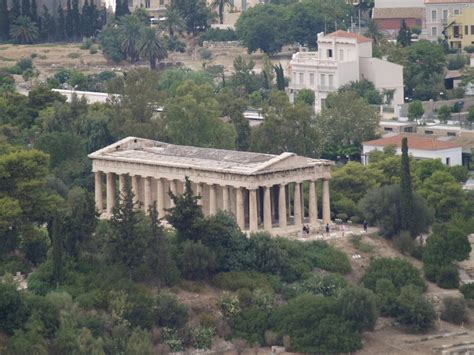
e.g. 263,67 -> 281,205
94,171 -> 331,232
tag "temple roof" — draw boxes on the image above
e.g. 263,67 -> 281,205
88,137 -> 331,175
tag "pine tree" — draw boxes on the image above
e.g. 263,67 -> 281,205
109,177 -> 147,279
72,0 -> 80,39
21,0 -> 31,18
65,0 -> 73,38
397,20 -> 412,47
57,3 -> 66,40
0,0 -> 9,41
51,214 -> 63,286
30,0 -> 38,23
11,0 -> 21,22
400,137 -> 415,236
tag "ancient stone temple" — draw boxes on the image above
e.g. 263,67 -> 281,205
88,137 -> 333,235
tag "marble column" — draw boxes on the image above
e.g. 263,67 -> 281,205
131,175 -> 139,207
278,183 -> 287,229
235,187 -> 245,230
209,184 -> 216,215
144,177 -> 151,214
169,180 -> 177,208
249,188 -> 258,232
222,186 -> 229,211
196,183 -> 203,206
156,178 -> 165,217
309,180 -> 318,226
119,174 -> 126,200
263,186 -> 272,231
322,179 -> 331,225
293,182 -> 302,227
106,172 -> 115,215
94,171 -> 103,213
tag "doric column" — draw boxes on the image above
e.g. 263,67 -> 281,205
106,172 -> 115,215
322,179 -> 331,225
94,171 -> 103,213
278,183 -> 287,229
118,174 -> 126,200
235,187 -> 245,230
209,184 -> 216,215
263,186 -> 272,231
131,175 -> 139,207
222,186 -> 229,211
249,188 -> 258,232
144,177 -> 151,214
196,183 -> 203,206
293,182 -> 302,227
309,180 -> 318,226
156,178 -> 165,217
169,180 -> 177,208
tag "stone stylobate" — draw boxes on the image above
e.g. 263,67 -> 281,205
88,137 -> 333,236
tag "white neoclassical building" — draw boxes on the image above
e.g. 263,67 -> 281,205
89,137 -> 333,236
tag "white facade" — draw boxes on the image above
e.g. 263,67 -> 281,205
288,31 -> 404,112
424,0 -> 474,41
375,0 -> 424,7
52,89 -> 119,104
363,144 -> 463,165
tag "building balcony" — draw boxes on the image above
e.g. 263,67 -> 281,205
317,85 -> 336,92
291,52 -> 338,67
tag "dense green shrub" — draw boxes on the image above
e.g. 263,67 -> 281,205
361,258 -> 425,292
393,231 -> 415,255
374,278 -> 399,316
396,286 -> 436,332
436,264 -> 460,289
465,45 -> 474,53
199,48 -> 212,60
125,292 -> 156,330
24,294 -> 60,337
304,241 -> 352,274
20,227 -> 50,265
232,306 -> 271,346
217,292 -> 241,318
337,286 -> 378,332
155,293 -> 189,329
0,283 -> 28,335
460,283 -> 474,299
179,241 -> 216,280
0,255 -> 32,276
192,325 -> 216,349
270,295 -> 362,353
441,296 -> 467,324
283,273 -> 348,299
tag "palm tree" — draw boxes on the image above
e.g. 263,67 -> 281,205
365,19 -> 383,45
9,16 -> 39,44
162,7 -> 185,37
139,27 -> 167,70
211,0 -> 232,25
119,14 -> 142,63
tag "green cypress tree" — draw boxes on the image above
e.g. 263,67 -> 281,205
0,0 -> 9,41
400,137 -> 415,236
65,0 -> 73,38
115,0 -> 122,18
397,20 -> 412,47
57,3 -> 66,40
51,214 -> 63,286
11,0 -> 21,22
72,0 -> 80,38
40,5 -> 55,41
121,0 -> 129,16
21,0 -> 31,18
30,0 -> 38,23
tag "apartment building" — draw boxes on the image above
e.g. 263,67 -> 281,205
425,0 -> 474,41
445,7 -> 474,49
288,30 -> 404,112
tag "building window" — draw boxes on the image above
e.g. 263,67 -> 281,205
309,73 -> 314,85
404,127 -> 413,133
320,74 -> 326,87
327,49 -> 333,58
443,9 -> 448,22
447,132 -> 456,136
446,157 -> 450,166
384,127 -> 393,132
425,130 -> 433,135
431,10 -> 437,21
293,72 -> 296,83
339,49 -> 344,60
466,25 -> 469,35
299,73 -> 304,84
471,25 -> 474,34
432,27 -> 437,36
328,74 -> 334,88
160,0 -> 164,4
454,9 -> 460,15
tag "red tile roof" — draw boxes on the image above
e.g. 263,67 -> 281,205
325,30 -> 373,43
363,134 -> 461,151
